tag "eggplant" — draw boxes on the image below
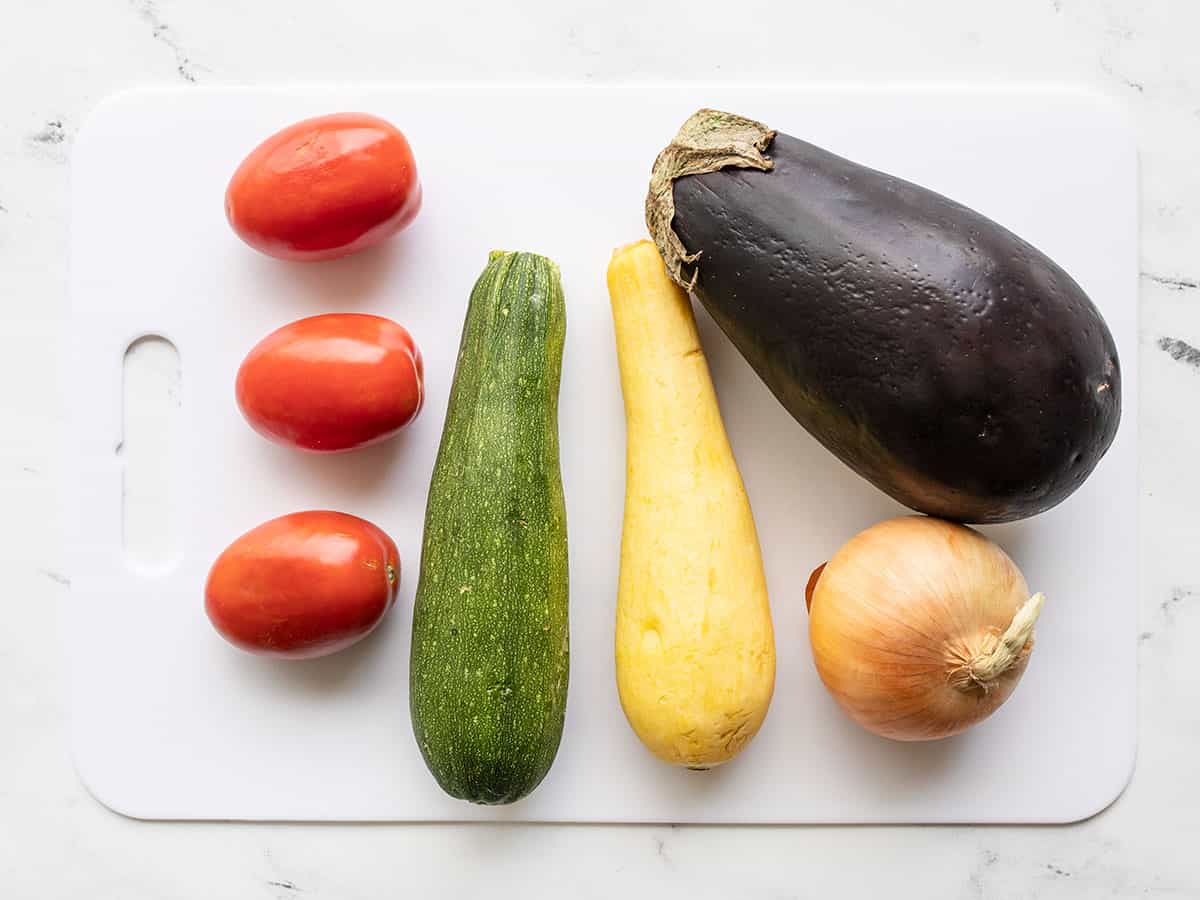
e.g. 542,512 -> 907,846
645,109 -> 1120,524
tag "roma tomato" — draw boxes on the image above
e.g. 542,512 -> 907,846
225,112 -> 421,261
236,313 -> 424,452
205,511 -> 400,659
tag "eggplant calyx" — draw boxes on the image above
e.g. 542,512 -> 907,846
645,108 -> 775,289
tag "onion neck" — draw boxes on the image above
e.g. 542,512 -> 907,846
950,593 -> 1045,693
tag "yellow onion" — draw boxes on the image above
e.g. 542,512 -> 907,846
807,516 -> 1044,741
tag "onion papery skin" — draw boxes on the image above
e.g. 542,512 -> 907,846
808,516 -> 1036,742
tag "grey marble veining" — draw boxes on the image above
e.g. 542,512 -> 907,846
129,0 -> 202,83
2,0 -> 1198,897
1157,337 -> 1200,369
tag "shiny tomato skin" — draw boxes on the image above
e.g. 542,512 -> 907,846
225,112 -> 421,261
205,511 -> 400,659
236,313 -> 424,453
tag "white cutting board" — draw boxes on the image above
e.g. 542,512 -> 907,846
68,85 -> 1137,823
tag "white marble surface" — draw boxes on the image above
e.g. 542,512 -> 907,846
1,0 -> 1197,896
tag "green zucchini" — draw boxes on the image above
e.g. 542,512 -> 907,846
410,250 -> 569,805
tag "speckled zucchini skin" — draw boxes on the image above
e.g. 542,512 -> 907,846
409,251 -> 568,805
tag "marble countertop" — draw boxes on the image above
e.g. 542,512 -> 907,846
2,0 -> 1198,896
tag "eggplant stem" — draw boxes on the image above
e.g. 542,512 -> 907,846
645,109 -> 775,290
954,593 -> 1045,692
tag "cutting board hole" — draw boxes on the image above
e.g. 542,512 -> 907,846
121,335 -> 181,573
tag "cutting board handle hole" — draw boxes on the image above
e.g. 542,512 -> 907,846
121,335 -> 181,574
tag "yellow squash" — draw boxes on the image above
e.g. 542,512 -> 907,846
607,240 -> 776,768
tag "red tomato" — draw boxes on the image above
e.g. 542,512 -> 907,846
225,112 -> 421,261
236,313 -> 424,452
205,511 -> 400,659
